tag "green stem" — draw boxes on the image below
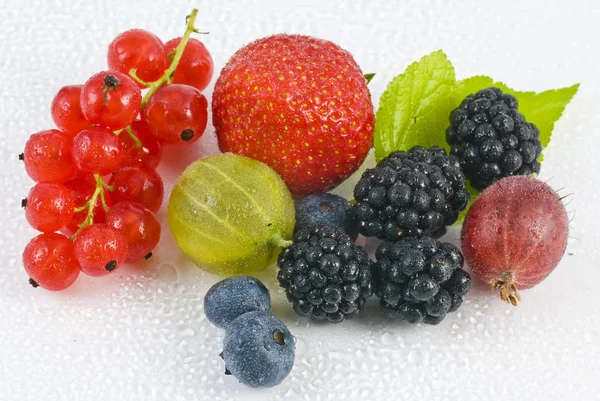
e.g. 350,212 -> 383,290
271,234 -> 293,249
125,126 -> 142,149
137,8 -> 200,108
69,174 -> 106,241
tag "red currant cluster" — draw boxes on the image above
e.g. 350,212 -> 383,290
20,9 -> 212,291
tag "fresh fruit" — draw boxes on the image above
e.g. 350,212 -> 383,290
204,276 -> 271,329
22,233 -> 80,291
107,29 -> 167,87
19,9 -> 211,290
108,166 -> 164,213
106,201 -> 161,262
23,129 -> 77,183
353,146 -> 470,240
74,224 -> 128,276
461,176 -> 568,305
118,120 -> 162,169
277,224 -> 373,323
374,237 -> 470,325
142,83 -> 208,146
164,37 -> 213,91
447,87 -> 543,190
80,70 -> 142,130
168,154 -> 295,276
222,310 -> 295,388
50,85 -> 90,135
62,175 -> 112,236
24,182 -> 74,233
72,127 -> 123,175
295,193 -> 358,241
212,34 -> 374,195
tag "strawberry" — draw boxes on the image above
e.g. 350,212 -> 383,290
212,34 -> 374,195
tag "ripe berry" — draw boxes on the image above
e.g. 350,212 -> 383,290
25,182 -> 74,233
74,224 -> 128,276
105,201 -> 161,262
72,127 -> 123,174
142,84 -> 208,146
61,175 -> 112,236
461,176 -> 569,305
447,87 -> 543,190
164,37 -> 213,91
294,193 -> 358,241
80,71 -> 142,130
375,237 -> 470,324
50,85 -> 90,135
277,225 -> 373,323
222,311 -> 295,388
107,29 -> 167,88
204,276 -> 271,329
212,34 -> 374,195
22,233 -> 80,291
108,165 -> 164,213
118,120 -> 162,169
23,129 -> 77,183
353,146 -> 470,240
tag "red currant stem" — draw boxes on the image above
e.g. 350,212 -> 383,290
69,174 -> 106,241
128,69 -> 151,87
139,8 -> 200,108
125,126 -> 143,149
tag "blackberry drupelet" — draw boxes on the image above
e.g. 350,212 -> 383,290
353,146 -> 470,241
277,224 -> 373,323
446,87 -> 543,190
374,237 -> 471,325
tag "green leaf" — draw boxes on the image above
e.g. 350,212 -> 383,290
374,50 -> 456,162
364,73 -> 375,84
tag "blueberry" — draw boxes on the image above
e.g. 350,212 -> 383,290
204,276 -> 271,329
295,193 -> 359,241
222,311 -> 295,388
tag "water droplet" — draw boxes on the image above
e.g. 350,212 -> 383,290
380,331 -> 395,345
407,349 -> 430,365
158,263 -> 178,281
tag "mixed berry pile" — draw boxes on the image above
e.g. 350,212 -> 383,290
20,10 -> 213,290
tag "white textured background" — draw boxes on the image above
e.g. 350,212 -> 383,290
1,1 -> 599,400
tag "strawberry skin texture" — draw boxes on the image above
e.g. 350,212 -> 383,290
212,34 -> 374,195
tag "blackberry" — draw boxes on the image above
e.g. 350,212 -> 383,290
446,87 -> 543,190
277,224 -> 373,323
353,146 -> 470,240
374,237 -> 470,325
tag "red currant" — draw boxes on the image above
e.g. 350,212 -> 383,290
142,84 -> 208,146
72,127 -> 122,174
22,233 -> 80,291
108,166 -> 164,213
107,29 -> 167,88
23,129 -> 77,183
119,120 -> 162,169
80,71 -> 142,129
74,224 -> 128,276
25,182 -> 74,233
164,37 -> 214,91
50,85 -> 90,136
62,175 -> 112,237
105,201 -> 161,263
